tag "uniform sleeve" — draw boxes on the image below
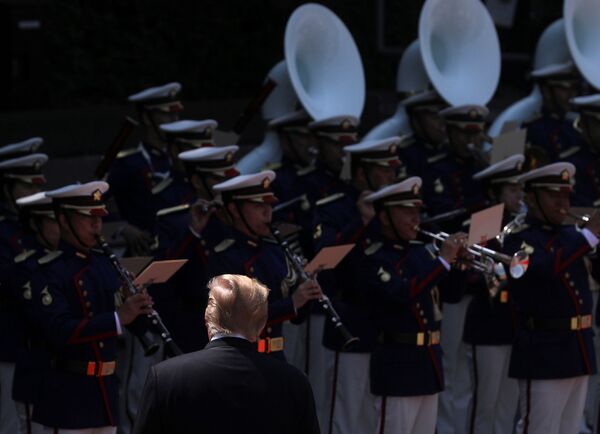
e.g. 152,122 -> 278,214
31,272 -> 118,347
133,366 -> 162,434
267,295 -> 297,325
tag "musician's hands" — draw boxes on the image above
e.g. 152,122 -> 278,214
117,292 -> 153,325
357,190 -> 375,226
190,198 -> 217,235
439,232 -> 468,265
121,224 -> 153,256
586,211 -> 600,237
292,279 -> 323,310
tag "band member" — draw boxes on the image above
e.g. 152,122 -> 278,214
9,192 -> 60,434
361,177 -> 466,434
316,137 -> 400,434
399,90 -> 448,176
106,82 -> 184,254
207,171 -> 323,359
524,62 -> 582,165
427,104 -> 489,434
152,145 -> 240,353
566,95 -> 600,207
464,154 -> 525,433
0,153 -> 48,434
28,181 -> 152,434
503,162 -> 600,434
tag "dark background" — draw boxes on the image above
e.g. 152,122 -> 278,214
1,0 -> 564,161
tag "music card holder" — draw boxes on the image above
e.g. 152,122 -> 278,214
305,244 -> 354,274
120,256 -> 153,277
490,129 -> 527,164
468,203 -> 505,246
132,259 -> 188,286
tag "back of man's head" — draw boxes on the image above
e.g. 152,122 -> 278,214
205,274 -> 269,342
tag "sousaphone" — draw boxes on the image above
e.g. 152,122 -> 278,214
564,0 -> 600,90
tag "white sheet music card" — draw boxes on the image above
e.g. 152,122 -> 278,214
468,203 -> 505,246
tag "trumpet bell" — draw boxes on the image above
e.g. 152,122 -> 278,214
285,3 -> 365,121
564,0 -> 600,90
419,0 -> 501,106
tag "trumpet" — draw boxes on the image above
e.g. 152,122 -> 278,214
417,227 -> 530,279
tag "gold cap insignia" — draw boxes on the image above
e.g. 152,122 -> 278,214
205,127 -> 213,136
412,183 -> 420,195
225,152 -> 233,162
469,109 -> 478,119
517,161 -> 523,171
262,177 -> 271,189
34,161 -> 41,171
389,144 -> 397,154
92,189 -> 102,201
561,169 -> 570,181
341,119 -> 351,130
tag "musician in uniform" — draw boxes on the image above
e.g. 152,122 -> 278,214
360,177 -> 466,434
152,145 -> 240,353
503,162 -> 600,434
315,137 -> 400,434
524,62 -> 582,166
427,104 -> 488,434
463,154 -> 525,434
0,153 -> 48,434
106,82 -> 184,255
398,90 -> 448,176
8,192 -> 60,434
28,181 -> 153,434
566,95 -> 600,207
206,170 -> 323,360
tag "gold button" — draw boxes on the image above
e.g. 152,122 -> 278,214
419,310 -> 424,316
98,342 -> 104,348
579,300 -> 583,305
569,281 -> 575,287
423,319 -> 428,324
83,291 -> 88,297
250,267 -> 254,273
575,290 -> 580,295
88,312 -> 94,317
78,280 -> 83,286
416,303 -> 421,308
565,273 -> 571,278
267,327 -> 272,334
201,240 -> 206,246
86,301 -> 91,307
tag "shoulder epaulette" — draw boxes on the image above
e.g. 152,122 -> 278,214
38,250 -> 63,265
14,249 -> 37,264
116,147 -> 141,159
316,192 -> 345,207
397,134 -> 415,149
151,177 -> 174,195
214,238 -> 235,253
296,165 -> 316,176
263,162 -> 283,171
509,223 -> 530,235
559,146 -> 581,159
427,153 -> 447,164
156,203 -> 190,217
409,240 -> 424,245
364,241 -> 383,256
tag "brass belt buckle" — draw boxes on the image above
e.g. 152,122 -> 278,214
416,332 -> 425,346
100,361 -> 116,376
429,331 -> 440,345
581,315 -> 592,329
269,337 -> 284,352
570,316 -> 580,330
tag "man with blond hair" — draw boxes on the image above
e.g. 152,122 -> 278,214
133,274 -> 320,434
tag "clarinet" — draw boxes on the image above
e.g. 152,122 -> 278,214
96,235 -> 183,357
269,225 -> 359,350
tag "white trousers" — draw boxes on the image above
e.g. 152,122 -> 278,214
0,361 -> 19,434
329,352 -> 378,434
469,345 -> 518,434
16,402 -> 45,434
515,376 -> 589,434
43,427 -> 116,434
437,297 -> 473,434
374,394 -> 439,434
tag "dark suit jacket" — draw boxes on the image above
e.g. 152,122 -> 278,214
133,337 -> 320,434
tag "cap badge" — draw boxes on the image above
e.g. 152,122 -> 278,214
92,190 -> 102,201
33,161 -> 41,171
412,183 -> 420,195
469,109 -> 478,119
225,152 -> 233,162
389,144 -> 397,154
205,127 -> 213,136
262,177 -> 271,189
341,119 -> 351,130
561,169 -> 570,181
517,161 -> 523,171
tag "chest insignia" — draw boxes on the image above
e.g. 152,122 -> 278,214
22,281 -> 32,300
520,241 -> 534,255
434,178 -> 444,194
378,266 -> 391,282
40,286 -> 53,306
